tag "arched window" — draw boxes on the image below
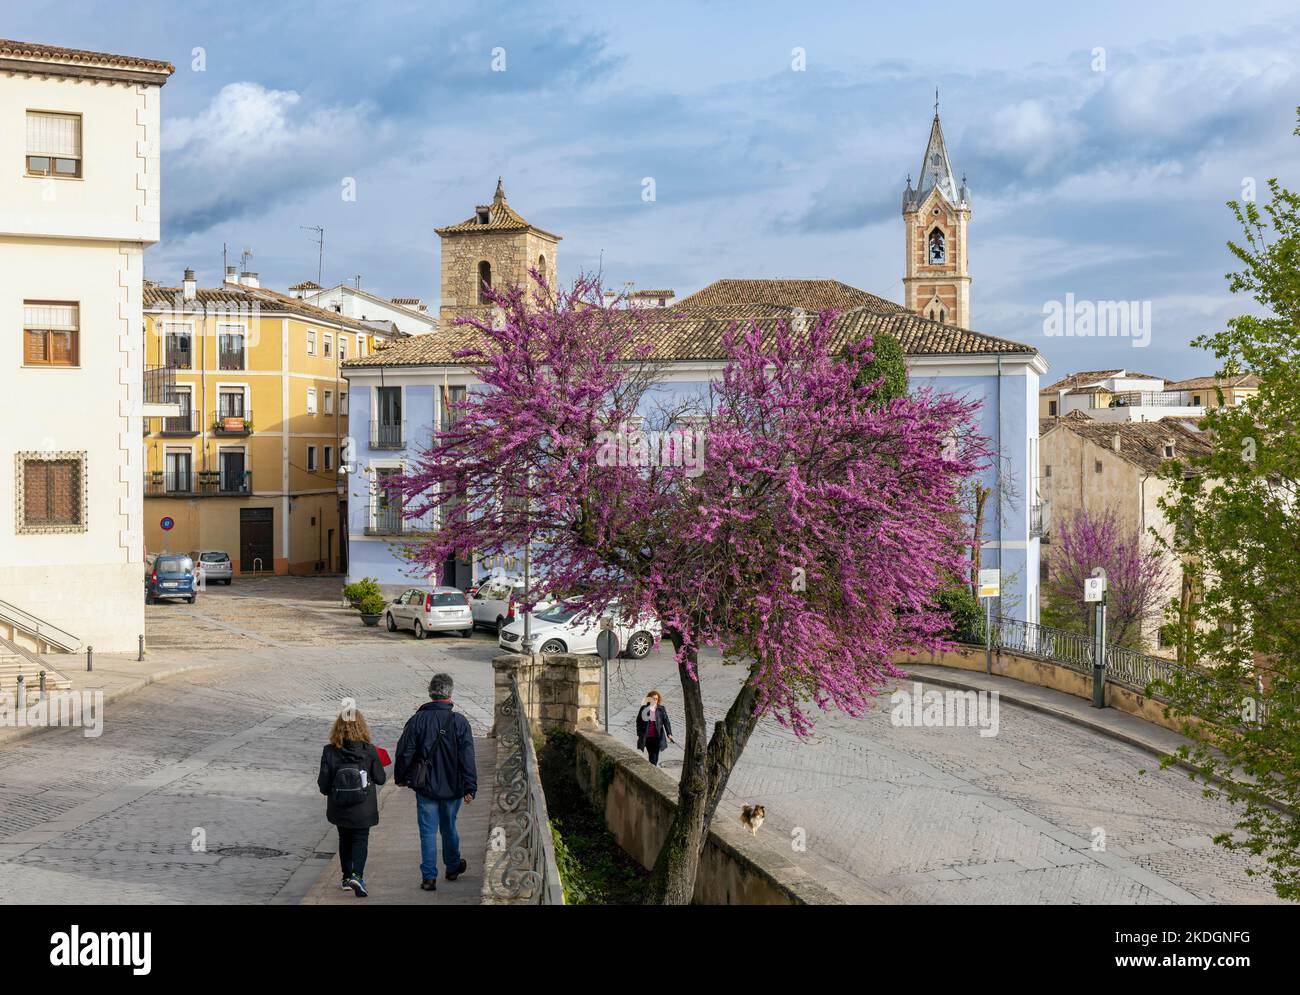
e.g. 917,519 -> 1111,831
939,308 -> 946,323
928,227 -> 946,264
477,261 -> 492,304
537,254 -> 546,282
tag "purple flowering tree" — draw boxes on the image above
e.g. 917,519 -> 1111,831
397,276 -> 988,903
1042,508 -> 1172,649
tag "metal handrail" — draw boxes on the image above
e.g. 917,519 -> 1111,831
0,599 -> 81,653
489,673 -> 564,904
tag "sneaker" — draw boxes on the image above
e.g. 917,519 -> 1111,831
445,858 -> 468,881
340,875 -> 353,890
420,879 -> 437,891
348,875 -> 368,898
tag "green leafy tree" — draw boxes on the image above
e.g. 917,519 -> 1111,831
852,332 -> 908,404
1153,110 -> 1300,900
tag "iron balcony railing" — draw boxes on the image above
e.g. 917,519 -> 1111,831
143,364 -> 177,406
370,419 -> 405,450
213,408 -> 252,435
159,409 -> 198,435
145,469 -> 251,497
146,470 -> 195,495
365,504 -> 408,535
489,673 -> 564,904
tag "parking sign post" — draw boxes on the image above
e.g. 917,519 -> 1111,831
1085,569 -> 1108,709
978,569 -> 1000,674
596,622 -> 618,733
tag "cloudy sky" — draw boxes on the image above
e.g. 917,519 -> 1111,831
12,0 -> 1300,378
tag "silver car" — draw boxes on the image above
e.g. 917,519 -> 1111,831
192,550 -> 233,586
385,586 -> 474,639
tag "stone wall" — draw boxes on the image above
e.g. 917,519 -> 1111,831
572,728 -> 844,905
492,652 -> 600,737
896,644 -> 1187,734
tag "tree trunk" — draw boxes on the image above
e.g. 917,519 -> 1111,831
643,633 -> 764,905
643,634 -> 708,904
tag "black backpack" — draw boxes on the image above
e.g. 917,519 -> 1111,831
330,760 -> 371,808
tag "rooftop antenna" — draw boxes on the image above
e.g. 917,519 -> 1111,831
239,247 -> 254,272
354,274 -> 362,291
300,225 -> 324,287
935,87 -> 940,116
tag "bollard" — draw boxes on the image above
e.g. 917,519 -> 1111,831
39,670 -> 46,702
138,633 -> 145,661
15,674 -> 25,713
87,645 -> 93,672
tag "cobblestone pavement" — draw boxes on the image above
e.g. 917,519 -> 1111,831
0,580 -> 1283,904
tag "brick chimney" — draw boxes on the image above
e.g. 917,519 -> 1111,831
1112,433 -> 1122,453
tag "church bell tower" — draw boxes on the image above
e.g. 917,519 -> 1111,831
902,94 -> 971,327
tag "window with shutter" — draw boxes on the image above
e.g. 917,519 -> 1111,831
16,453 -> 86,532
25,111 -> 82,177
22,302 -> 79,366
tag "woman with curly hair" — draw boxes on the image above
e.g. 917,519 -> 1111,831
318,708 -> 388,897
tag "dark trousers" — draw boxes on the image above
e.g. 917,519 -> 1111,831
338,826 -> 370,878
646,742 -> 661,766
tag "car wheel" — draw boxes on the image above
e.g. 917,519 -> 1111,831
626,631 -> 654,659
540,638 -> 566,654
188,595 -> 197,605
496,616 -> 506,637
413,620 -> 425,640
461,628 -> 473,638
385,613 -> 397,632
224,578 -> 232,585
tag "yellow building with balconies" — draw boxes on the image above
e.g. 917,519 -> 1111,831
142,268 -> 399,574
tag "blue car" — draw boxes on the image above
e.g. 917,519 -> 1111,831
145,553 -> 197,604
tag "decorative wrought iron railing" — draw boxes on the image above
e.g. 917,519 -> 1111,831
488,674 -> 564,905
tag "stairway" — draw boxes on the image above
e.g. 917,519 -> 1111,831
0,638 -> 74,696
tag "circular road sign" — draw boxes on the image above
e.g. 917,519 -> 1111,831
596,628 -> 619,662
160,516 -> 175,531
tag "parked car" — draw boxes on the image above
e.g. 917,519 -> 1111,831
191,550 -> 233,585
145,553 -> 197,604
470,579 -> 555,635
384,587 -> 473,639
498,599 -> 658,658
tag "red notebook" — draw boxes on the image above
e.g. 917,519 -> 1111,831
376,746 -> 392,767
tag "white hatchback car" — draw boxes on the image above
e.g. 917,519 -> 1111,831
498,600 -> 659,659
385,587 -> 473,639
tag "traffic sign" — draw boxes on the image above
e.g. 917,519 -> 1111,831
596,628 -> 619,661
1084,576 -> 1106,602
160,516 -> 174,531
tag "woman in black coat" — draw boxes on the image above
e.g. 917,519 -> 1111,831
318,709 -> 387,897
635,690 -> 673,767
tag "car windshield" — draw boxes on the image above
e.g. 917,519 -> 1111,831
536,603 -> 584,624
430,592 -> 467,606
156,557 -> 193,575
199,552 -> 228,563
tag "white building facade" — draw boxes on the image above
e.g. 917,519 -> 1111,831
0,40 -> 174,653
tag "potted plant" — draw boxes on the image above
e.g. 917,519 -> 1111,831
357,591 -> 387,627
343,576 -> 380,609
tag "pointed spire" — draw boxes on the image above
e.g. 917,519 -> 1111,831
493,177 -> 506,205
913,99 -> 961,208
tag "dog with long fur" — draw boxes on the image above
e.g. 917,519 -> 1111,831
740,804 -> 766,835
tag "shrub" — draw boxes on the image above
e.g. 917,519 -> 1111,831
344,576 -> 381,608
935,584 -> 982,642
357,591 -> 388,616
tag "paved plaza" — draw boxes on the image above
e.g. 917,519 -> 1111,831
0,578 -> 1283,904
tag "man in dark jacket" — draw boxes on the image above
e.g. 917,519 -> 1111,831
395,673 -> 477,891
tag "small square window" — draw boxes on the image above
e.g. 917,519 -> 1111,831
16,452 -> 87,533
1095,460 -> 1103,474
1044,465 -> 1052,478
26,112 -> 82,178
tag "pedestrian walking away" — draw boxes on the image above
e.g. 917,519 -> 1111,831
394,673 -> 478,892
318,708 -> 388,898
636,690 -> 674,767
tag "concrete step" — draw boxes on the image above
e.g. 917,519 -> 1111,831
0,647 -> 73,694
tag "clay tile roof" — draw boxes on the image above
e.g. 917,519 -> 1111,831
435,191 -> 561,240
0,38 -> 174,76
289,280 -> 321,291
1165,374 -> 1261,391
630,289 -> 674,298
675,278 -> 907,315
1040,369 -> 1166,393
343,300 -> 1037,369
144,282 -> 375,333
1048,417 -> 1213,474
